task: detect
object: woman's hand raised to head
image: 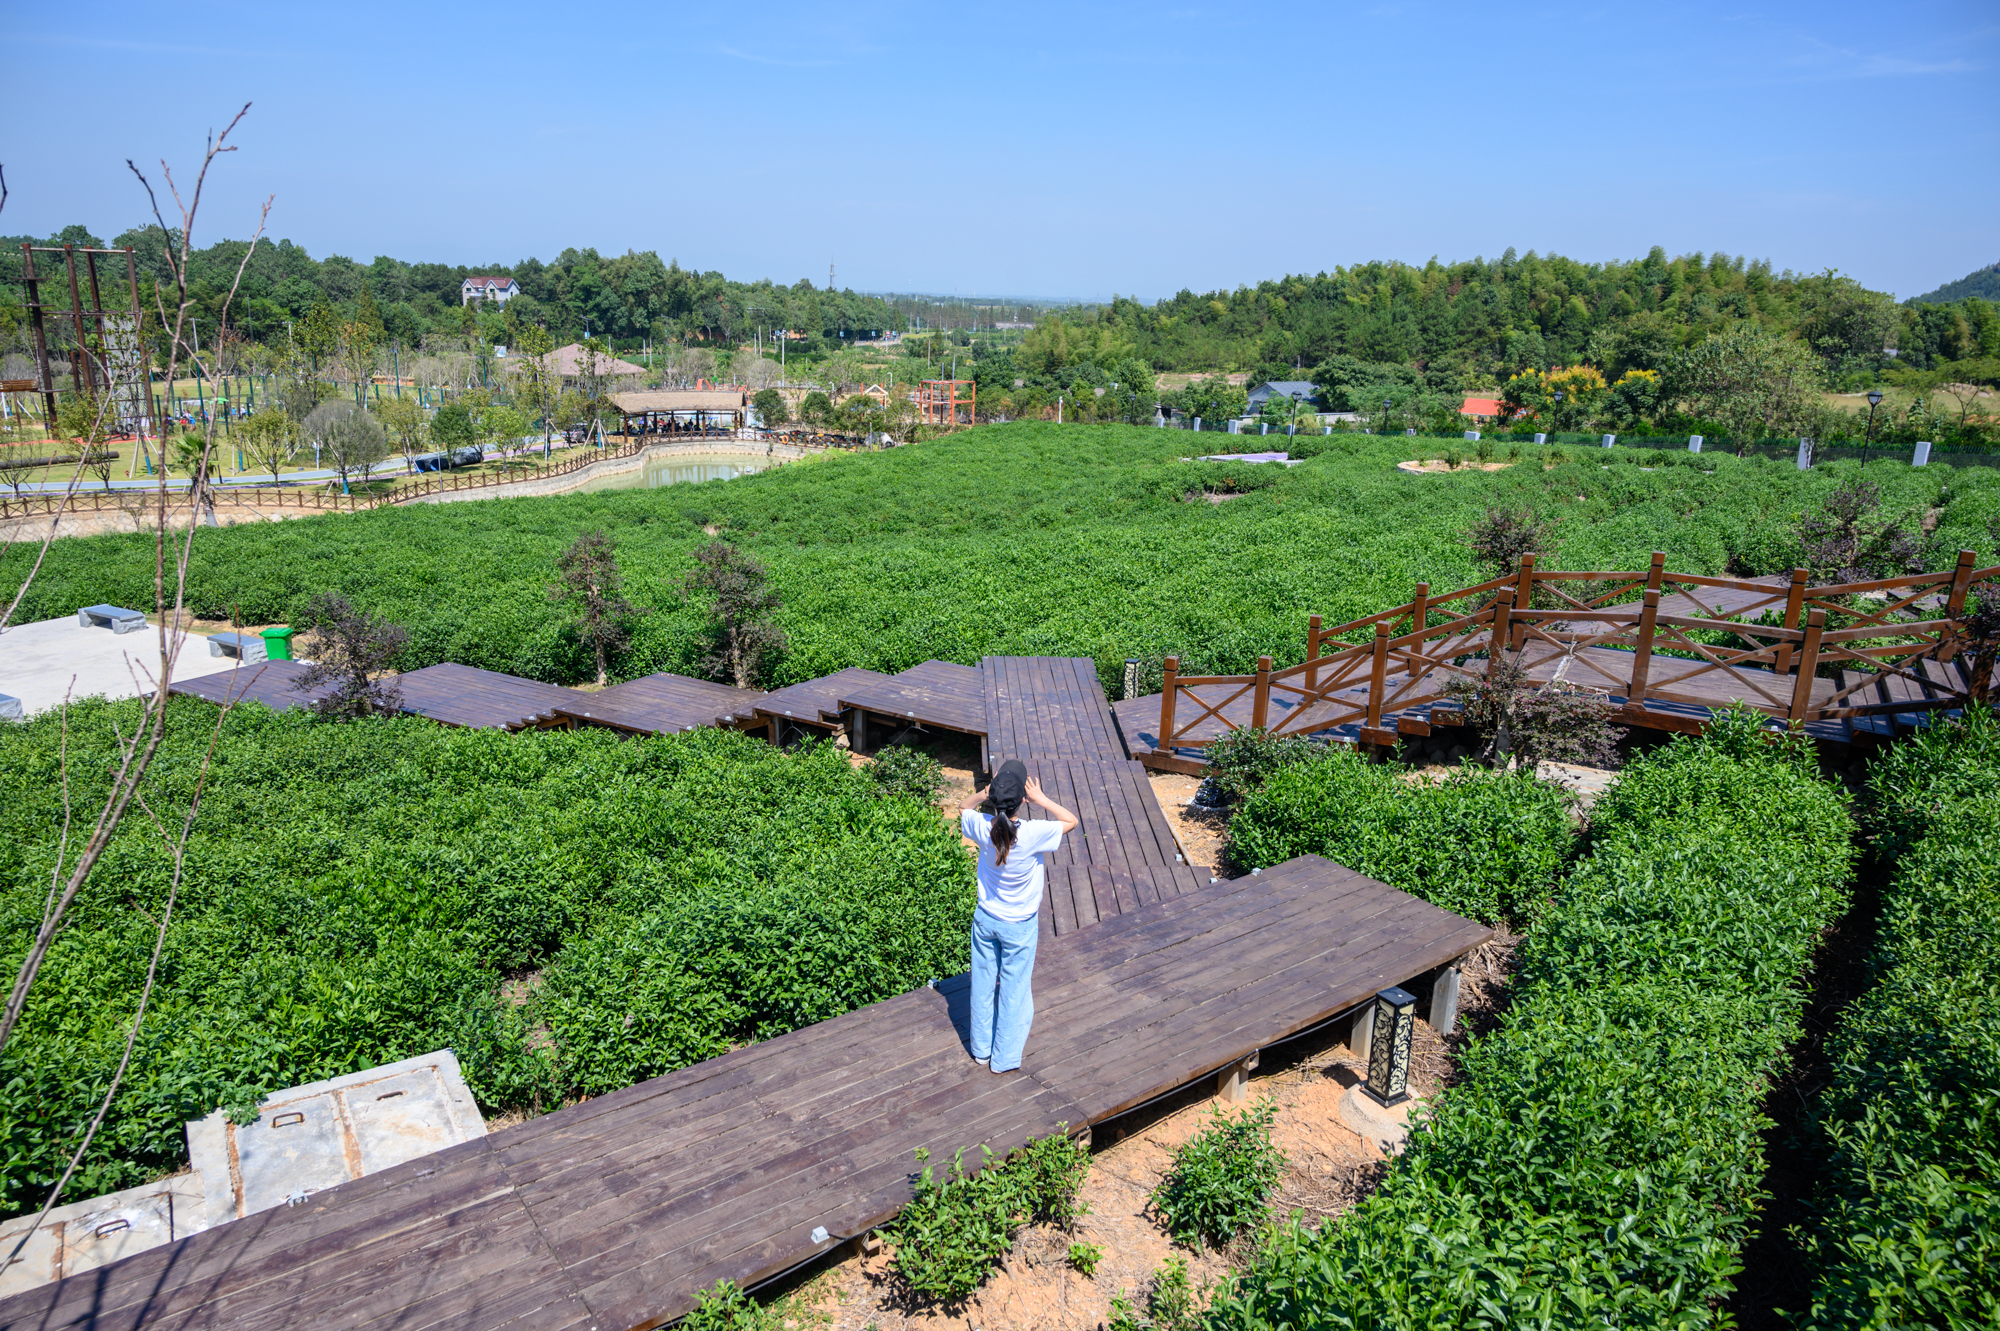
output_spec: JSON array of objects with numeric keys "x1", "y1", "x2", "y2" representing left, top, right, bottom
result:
[{"x1": 1023, "y1": 776, "x2": 1081, "y2": 833}]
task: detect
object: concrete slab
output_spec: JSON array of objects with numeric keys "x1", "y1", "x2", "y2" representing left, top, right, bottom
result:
[
  {"x1": 186, "y1": 1049, "x2": 486, "y2": 1226},
  {"x1": 0, "y1": 616, "x2": 241, "y2": 718},
  {"x1": 0, "y1": 1171, "x2": 207, "y2": 1298}
]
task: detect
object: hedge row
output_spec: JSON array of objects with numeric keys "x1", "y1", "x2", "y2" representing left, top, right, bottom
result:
[
  {"x1": 1228, "y1": 752, "x2": 1577, "y2": 926},
  {"x1": 1207, "y1": 711, "x2": 1856, "y2": 1329},
  {"x1": 1794, "y1": 711, "x2": 2000, "y2": 1328}
]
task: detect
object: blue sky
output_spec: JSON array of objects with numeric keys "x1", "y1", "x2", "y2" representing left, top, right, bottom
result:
[{"x1": 4, "y1": 2, "x2": 1995, "y2": 301}]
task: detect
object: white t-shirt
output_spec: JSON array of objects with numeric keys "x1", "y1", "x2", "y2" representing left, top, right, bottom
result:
[{"x1": 961, "y1": 810, "x2": 1064, "y2": 923}]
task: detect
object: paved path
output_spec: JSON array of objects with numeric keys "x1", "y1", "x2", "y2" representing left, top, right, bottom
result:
[{"x1": 0, "y1": 616, "x2": 241, "y2": 718}]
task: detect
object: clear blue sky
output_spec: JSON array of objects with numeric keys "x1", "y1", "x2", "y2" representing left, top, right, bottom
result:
[{"x1": 5, "y1": 1, "x2": 1996, "y2": 302}]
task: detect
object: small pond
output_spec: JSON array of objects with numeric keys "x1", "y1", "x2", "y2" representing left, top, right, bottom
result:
[{"x1": 571, "y1": 453, "x2": 776, "y2": 493}]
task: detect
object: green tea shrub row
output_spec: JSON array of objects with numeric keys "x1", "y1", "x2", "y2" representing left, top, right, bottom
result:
[
  {"x1": 1151, "y1": 1099, "x2": 1287, "y2": 1247},
  {"x1": 0, "y1": 702, "x2": 970, "y2": 1218},
  {"x1": 1227, "y1": 750, "x2": 1577, "y2": 925},
  {"x1": 3, "y1": 427, "x2": 1989, "y2": 692},
  {"x1": 1793, "y1": 711, "x2": 2000, "y2": 1329},
  {"x1": 1207, "y1": 710, "x2": 1855, "y2": 1329},
  {"x1": 888, "y1": 1130, "x2": 1090, "y2": 1302}
]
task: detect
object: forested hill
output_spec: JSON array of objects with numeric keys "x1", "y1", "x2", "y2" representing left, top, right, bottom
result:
[
  {"x1": 0, "y1": 223, "x2": 1027, "y2": 359},
  {"x1": 1912, "y1": 262, "x2": 2000, "y2": 306},
  {"x1": 1089, "y1": 248, "x2": 1983, "y2": 387}
]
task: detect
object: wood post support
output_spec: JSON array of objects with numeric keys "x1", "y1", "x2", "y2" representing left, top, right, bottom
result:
[
  {"x1": 1789, "y1": 610, "x2": 1826, "y2": 723},
  {"x1": 1159, "y1": 656, "x2": 1179, "y2": 750},
  {"x1": 1218, "y1": 1051, "x2": 1259, "y2": 1103},
  {"x1": 1774, "y1": 567, "x2": 1809, "y2": 676},
  {"x1": 1412, "y1": 582, "x2": 1430, "y2": 640},
  {"x1": 1628, "y1": 589, "x2": 1660, "y2": 706},
  {"x1": 1486, "y1": 589, "x2": 1515, "y2": 679},
  {"x1": 1251, "y1": 655, "x2": 1272, "y2": 731},
  {"x1": 850, "y1": 708, "x2": 868, "y2": 753},
  {"x1": 1429, "y1": 964, "x2": 1463, "y2": 1037},
  {"x1": 1513, "y1": 554, "x2": 1536, "y2": 651},
  {"x1": 1306, "y1": 614, "x2": 1322, "y2": 694},
  {"x1": 1366, "y1": 622, "x2": 1390, "y2": 730},
  {"x1": 768, "y1": 717, "x2": 781, "y2": 746},
  {"x1": 1942, "y1": 549, "x2": 1978, "y2": 661},
  {"x1": 1644, "y1": 550, "x2": 1666, "y2": 595}
]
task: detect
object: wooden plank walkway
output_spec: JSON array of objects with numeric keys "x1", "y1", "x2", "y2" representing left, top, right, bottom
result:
[
  {"x1": 0, "y1": 859, "x2": 1488, "y2": 1331},
  {"x1": 751, "y1": 667, "x2": 893, "y2": 740},
  {"x1": 396, "y1": 664, "x2": 584, "y2": 732},
  {"x1": 167, "y1": 659, "x2": 341, "y2": 713},
  {"x1": 838, "y1": 662, "x2": 989, "y2": 760},
  {"x1": 553, "y1": 672, "x2": 765, "y2": 736},
  {"x1": 981, "y1": 657, "x2": 1128, "y2": 766}
]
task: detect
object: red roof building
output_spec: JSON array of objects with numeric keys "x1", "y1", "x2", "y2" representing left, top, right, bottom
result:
[{"x1": 1460, "y1": 396, "x2": 1504, "y2": 420}]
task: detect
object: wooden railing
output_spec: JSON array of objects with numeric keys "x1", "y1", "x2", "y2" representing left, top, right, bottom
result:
[{"x1": 1157, "y1": 551, "x2": 1999, "y2": 748}]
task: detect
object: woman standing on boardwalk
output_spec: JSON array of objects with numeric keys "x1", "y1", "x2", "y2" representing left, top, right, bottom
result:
[{"x1": 958, "y1": 759, "x2": 1079, "y2": 1073}]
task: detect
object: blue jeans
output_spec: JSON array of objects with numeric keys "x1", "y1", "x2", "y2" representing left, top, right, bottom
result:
[{"x1": 969, "y1": 906, "x2": 1038, "y2": 1072}]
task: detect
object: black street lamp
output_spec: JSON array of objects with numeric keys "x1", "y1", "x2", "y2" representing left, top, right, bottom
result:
[
  {"x1": 1867, "y1": 389, "x2": 1884, "y2": 443},
  {"x1": 1381, "y1": 396, "x2": 1392, "y2": 435},
  {"x1": 1289, "y1": 390, "x2": 1302, "y2": 437},
  {"x1": 1551, "y1": 389, "x2": 1564, "y2": 431}
]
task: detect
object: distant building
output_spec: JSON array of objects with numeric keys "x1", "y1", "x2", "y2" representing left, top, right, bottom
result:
[
  {"x1": 1246, "y1": 380, "x2": 1318, "y2": 413},
  {"x1": 1460, "y1": 396, "x2": 1505, "y2": 421},
  {"x1": 461, "y1": 276, "x2": 521, "y2": 306}
]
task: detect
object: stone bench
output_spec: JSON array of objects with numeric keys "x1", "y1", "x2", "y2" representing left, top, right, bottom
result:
[
  {"x1": 207, "y1": 632, "x2": 268, "y2": 663},
  {"x1": 78, "y1": 604, "x2": 147, "y2": 634}
]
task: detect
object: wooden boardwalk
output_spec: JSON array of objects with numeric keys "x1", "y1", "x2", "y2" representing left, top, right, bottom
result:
[
  {"x1": 553, "y1": 672, "x2": 765, "y2": 736},
  {"x1": 397, "y1": 664, "x2": 584, "y2": 732},
  {"x1": 166, "y1": 659, "x2": 339, "y2": 713},
  {"x1": 0, "y1": 859, "x2": 1488, "y2": 1331},
  {"x1": 751, "y1": 667, "x2": 891, "y2": 743}
]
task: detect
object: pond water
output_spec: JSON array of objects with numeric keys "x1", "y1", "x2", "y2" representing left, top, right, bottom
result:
[{"x1": 570, "y1": 452, "x2": 776, "y2": 493}]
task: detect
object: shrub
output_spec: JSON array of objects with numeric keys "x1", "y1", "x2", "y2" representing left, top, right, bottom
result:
[
  {"x1": 1151, "y1": 1099, "x2": 1286, "y2": 1247},
  {"x1": 888, "y1": 1130, "x2": 1090, "y2": 1303},
  {"x1": 1228, "y1": 747, "x2": 1575, "y2": 925},
  {"x1": 1793, "y1": 712, "x2": 2000, "y2": 1329},
  {"x1": 1109, "y1": 1255, "x2": 1204, "y2": 1331},
  {"x1": 1067, "y1": 1241, "x2": 1103, "y2": 1276},
  {"x1": 1209, "y1": 709, "x2": 1856, "y2": 1329},
  {"x1": 1203, "y1": 727, "x2": 1318, "y2": 802},
  {"x1": 683, "y1": 1280, "x2": 780, "y2": 1331},
  {"x1": 869, "y1": 744, "x2": 946, "y2": 804}
]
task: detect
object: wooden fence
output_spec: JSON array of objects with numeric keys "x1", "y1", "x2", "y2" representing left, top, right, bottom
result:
[
  {"x1": 0, "y1": 438, "x2": 654, "y2": 521},
  {"x1": 1157, "y1": 550, "x2": 2000, "y2": 749}
]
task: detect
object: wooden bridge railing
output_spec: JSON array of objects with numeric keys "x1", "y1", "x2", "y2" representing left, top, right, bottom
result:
[{"x1": 1157, "y1": 550, "x2": 1999, "y2": 749}]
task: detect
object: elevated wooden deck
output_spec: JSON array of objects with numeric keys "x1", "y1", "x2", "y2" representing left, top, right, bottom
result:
[
  {"x1": 0, "y1": 858, "x2": 1488, "y2": 1331},
  {"x1": 166, "y1": 658, "x2": 340, "y2": 713},
  {"x1": 751, "y1": 667, "x2": 893, "y2": 741},
  {"x1": 554, "y1": 672, "x2": 765, "y2": 736},
  {"x1": 395, "y1": 663, "x2": 584, "y2": 731}
]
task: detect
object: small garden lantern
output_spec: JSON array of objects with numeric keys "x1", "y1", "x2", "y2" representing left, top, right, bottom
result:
[{"x1": 1363, "y1": 985, "x2": 1417, "y2": 1107}]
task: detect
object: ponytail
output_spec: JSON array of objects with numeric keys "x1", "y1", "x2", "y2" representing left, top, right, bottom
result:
[{"x1": 990, "y1": 803, "x2": 1019, "y2": 865}]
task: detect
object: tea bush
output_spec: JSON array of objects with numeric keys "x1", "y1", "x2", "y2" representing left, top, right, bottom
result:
[
  {"x1": 888, "y1": 1129, "x2": 1091, "y2": 1302},
  {"x1": 1227, "y1": 749, "x2": 1576, "y2": 924},
  {"x1": 0, "y1": 701, "x2": 970, "y2": 1219},
  {"x1": 1151, "y1": 1099, "x2": 1287, "y2": 1247},
  {"x1": 1208, "y1": 709, "x2": 1856, "y2": 1329},
  {"x1": 1110, "y1": 1254, "x2": 1205, "y2": 1331},
  {"x1": 1793, "y1": 712, "x2": 2000, "y2": 1329}
]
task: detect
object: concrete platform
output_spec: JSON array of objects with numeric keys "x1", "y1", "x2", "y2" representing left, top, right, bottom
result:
[{"x1": 0, "y1": 615, "x2": 241, "y2": 718}]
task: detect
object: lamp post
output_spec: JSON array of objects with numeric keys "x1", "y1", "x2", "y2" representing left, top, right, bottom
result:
[
  {"x1": 1381, "y1": 396, "x2": 1391, "y2": 435},
  {"x1": 1290, "y1": 390, "x2": 1302, "y2": 437},
  {"x1": 1867, "y1": 389, "x2": 1884, "y2": 443},
  {"x1": 1551, "y1": 389, "x2": 1564, "y2": 432}
]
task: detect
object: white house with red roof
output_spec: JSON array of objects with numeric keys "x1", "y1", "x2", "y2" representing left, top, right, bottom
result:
[{"x1": 461, "y1": 275, "x2": 521, "y2": 306}]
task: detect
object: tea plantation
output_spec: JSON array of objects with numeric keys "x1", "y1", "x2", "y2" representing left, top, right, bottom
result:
[{"x1": 3, "y1": 425, "x2": 1995, "y2": 688}]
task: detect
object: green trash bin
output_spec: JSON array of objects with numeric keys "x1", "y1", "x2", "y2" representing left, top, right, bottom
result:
[{"x1": 261, "y1": 626, "x2": 295, "y2": 661}]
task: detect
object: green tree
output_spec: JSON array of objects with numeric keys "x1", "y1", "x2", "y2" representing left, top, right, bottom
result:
[
  {"x1": 305, "y1": 401, "x2": 390, "y2": 491},
  {"x1": 374, "y1": 395, "x2": 426, "y2": 473},
  {"x1": 514, "y1": 323, "x2": 561, "y2": 455},
  {"x1": 1661, "y1": 327, "x2": 1831, "y2": 447},
  {"x1": 752, "y1": 389, "x2": 789, "y2": 427},
  {"x1": 552, "y1": 530, "x2": 646, "y2": 686},
  {"x1": 797, "y1": 391, "x2": 832, "y2": 426},
  {"x1": 430, "y1": 401, "x2": 476, "y2": 465},
  {"x1": 240, "y1": 407, "x2": 294, "y2": 483},
  {"x1": 681, "y1": 541, "x2": 786, "y2": 688}
]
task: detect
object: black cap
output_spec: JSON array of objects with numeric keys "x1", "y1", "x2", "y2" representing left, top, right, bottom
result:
[{"x1": 989, "y1": 759, "x2": 1028, "y2": 810}]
